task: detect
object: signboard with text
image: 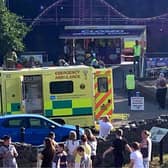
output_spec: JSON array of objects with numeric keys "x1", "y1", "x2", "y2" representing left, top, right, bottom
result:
[
  {"x1": 131, "y1": 97, "x2": 144, "y2": 110},
  {"x1": 150, "y1": 127, "x2": 168, "y2": 143}
]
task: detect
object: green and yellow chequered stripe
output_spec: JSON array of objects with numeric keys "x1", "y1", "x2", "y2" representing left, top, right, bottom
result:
[
  {"x1": 6, "y1": 103, "x2": 21, "y2": 114},
  {"x1": 44, "y1": 98, "x2": 93, "y2": 117}
]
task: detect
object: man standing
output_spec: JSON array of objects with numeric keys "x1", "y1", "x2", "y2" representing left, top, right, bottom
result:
[
  {"x1": 98, "y1": 115, "x2": 113, "y2": 140},
  {"x1": 0, "y1": 135, "x2": 18, "y2": 168},
  {"x1": 126, "y1": 69, "x2": 135, "y2": 106},
  {"x1": 103, "y1": 129, "x2": 132, "y2": 168},
  {"x1": 133, "y1": 40, "x2": 142, "y2": 77},
  {"x1": 155, "y1": 72, "x2": 167, "y2": 110}
]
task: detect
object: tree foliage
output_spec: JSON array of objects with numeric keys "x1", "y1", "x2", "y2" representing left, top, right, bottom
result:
[{"x1": 0, "y1": 1, "x2": 29, "y2": 58}]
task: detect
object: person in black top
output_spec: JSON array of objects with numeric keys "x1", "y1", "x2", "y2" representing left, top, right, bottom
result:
[
  {"x1": 103, "y1": 129, "x2": 132, "y2": 168},
  {"x1": 39, "y1": 137, "x2": 56, "y2": 168},
  {"x1": 52, "y1": 143, "x2": 67, "y2": 168}
]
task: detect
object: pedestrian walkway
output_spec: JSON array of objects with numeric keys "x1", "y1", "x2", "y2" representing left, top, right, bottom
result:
[{"x1": 113, "y1": 84, "x2": 167, "y2": 121}]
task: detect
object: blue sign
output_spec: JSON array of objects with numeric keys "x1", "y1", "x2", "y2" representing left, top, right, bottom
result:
[
  {"x1": 146, "y1": 57, "x2": 168, "y2": 69},
  {"x1": 60, "y1": 28, "x2": 144, "y2": 38},
  {"x1": 50, "y1": 96, "x2": 56, "y2": 100}
]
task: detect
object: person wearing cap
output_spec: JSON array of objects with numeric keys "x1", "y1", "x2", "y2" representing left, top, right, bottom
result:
[
  {"x1": 98, "y1": 115, "x2": 113, "y2": 139},
  {"x1": 155, "y1": 72, "x2": 167, "y2": 109},
  {"x1": 0, "y1": 135, "x2": 18, "y2": 168}
]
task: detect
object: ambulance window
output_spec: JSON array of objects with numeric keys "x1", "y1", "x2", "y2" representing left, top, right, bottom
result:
[
  {"x1": 50, "y1": 81, "x2": 73, "y2": 94},
  {"x1": 98, "y1": 77, "x2": 108, "y2": 92}
]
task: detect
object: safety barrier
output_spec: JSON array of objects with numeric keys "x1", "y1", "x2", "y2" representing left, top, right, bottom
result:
[
  {"x1": 94, "y1": 113, "x2": 129, "y2": 131},
  {"x1": 110, "y1": 113, "x2": 129, "y2": 121}
]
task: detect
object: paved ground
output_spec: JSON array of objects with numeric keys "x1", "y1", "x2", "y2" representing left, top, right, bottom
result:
[{"x1": 113, "y1": 88, "x2": 168, "y2": 122}]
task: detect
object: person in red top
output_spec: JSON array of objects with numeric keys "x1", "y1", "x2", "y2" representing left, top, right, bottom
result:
[{"x1": 16, "y1": 61, "x2": 23, "y2": 70}]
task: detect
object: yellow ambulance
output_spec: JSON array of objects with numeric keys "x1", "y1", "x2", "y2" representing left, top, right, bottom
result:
[{"x1": 0, "y1": 65, "x2": 114, "y2": 127}]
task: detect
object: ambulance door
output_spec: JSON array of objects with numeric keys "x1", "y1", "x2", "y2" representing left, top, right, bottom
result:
[
  {"x1": 22, "y1": 75, "x2": 43, "y2": 114},
  {"x1": 0, "y1": 85, "x2": 2, "y2": 114},
  {"x1": 94, "y1": 69, "x2": 113, "y2": 119}
]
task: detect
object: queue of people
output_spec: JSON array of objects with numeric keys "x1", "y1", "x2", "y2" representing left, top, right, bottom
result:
[
  {"x1": 37, "y1": 130, "x2": 96, "y2": 168},
  {"x1": 0, "y1": 126, "x2": 152, "y2": 168}
]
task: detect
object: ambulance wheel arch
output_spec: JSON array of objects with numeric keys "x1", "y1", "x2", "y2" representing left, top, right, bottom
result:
[{"x1": 51, "y1": 118, "x2": 65, "y2": 125}]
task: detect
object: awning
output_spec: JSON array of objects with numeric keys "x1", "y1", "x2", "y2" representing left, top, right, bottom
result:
[{"x1": 59, "y1": 25, "x2": 146, "y2": 39}]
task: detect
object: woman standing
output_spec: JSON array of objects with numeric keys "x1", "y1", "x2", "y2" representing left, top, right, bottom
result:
[
  {"x1": 84, "y1": 128, "x2": 97, "y2": 167},
  {"x1": 65, "y1": 131, "x2": 80, "y2": 168},
  {"x1": 40, "y1": 137, "x2": 56, "y2": 168},
  {"x1": 140, "y1": 130, "x2": 152, "y2": 168}
]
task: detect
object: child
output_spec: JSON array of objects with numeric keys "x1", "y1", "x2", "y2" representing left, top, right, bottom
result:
[
  {"x1": 52, "y1": 143, "x2": 67, "y2": 168},
  {"x1": 130, "y1": 142, "x2": 144, "y2": 168},
  {"x1": 75, "y1": 146, "x2": 92, "y2": 168}
]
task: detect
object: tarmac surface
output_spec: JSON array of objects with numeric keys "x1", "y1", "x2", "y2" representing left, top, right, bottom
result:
[{"x1": 113, "y1": 80, "x2": 168, "y2": 122}]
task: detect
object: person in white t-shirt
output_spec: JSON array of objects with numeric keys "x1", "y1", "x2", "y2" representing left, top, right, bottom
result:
[
  {"x1": 98, "y1": 115, "x2": 113, "y2": 139},
  {"x1": 130, "y1": 142, "x2": 144, "y2": 168}
]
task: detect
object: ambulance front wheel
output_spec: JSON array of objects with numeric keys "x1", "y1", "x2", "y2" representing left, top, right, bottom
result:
[{"x1": 52, "y1": 118, "x2": 65, "y2": 125}]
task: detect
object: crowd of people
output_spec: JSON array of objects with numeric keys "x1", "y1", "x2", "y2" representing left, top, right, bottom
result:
[{"x1": 0, "y1": 116, "x2": 152, "y2": 168}]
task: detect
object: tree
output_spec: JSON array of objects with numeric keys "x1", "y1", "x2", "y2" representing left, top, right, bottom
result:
[{"x1": 0, "y1": 1, "x2": 29, "y2": 62}]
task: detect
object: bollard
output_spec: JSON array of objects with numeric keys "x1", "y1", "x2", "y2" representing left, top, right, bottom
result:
[
  {"x1": 159, "y1": 140, "x2": 163, "y2": 165},
  {"x1": 75, "y1": 125, "x2": 80, "y2": 140},
  {"x1": 20, "y1": 127, "x2": 25, "y2": 143}
]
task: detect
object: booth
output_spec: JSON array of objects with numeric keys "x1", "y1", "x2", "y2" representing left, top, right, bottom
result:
[{"x1": 59, "y1": 25, "x2": 147, "y2": 66}]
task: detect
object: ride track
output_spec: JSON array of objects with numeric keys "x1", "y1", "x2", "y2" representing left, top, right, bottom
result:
[{"x1": 30, "y1": 0, "x2": 168, "y2": 27}]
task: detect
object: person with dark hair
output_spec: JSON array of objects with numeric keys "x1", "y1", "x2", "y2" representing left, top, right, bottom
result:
[
  {"x1": 74, "y1": 134, "x2": 91, "y2": 168},
  {"x1": 58, "y1": 59, "x2": 69, "y2": 66},
  {"x1": 48, "y1": 131, "x2": 58, "y2": 147},
  {"x1": 80, "y1": 135, "x2": 91, "y2": 158},
  {"x1": 103, "y1": 129, "x2": 132, "y2": 168},
  {"x1": 52, "y1": 143, "x2": 67, "y2": 168},
  {"x1": 39, "y1": 137, "x2": 56, "y2": 168},
  {"x1": 5, "y1": 49, "x2": 18, "y2": 69},
  {"x1": 126, "y1": 69, "x2": 135, "y2": 106},
  {"x1": 84, "y1": 128, "x2": 97, "y2": 167},
  {"x1": 75, "y1": 146, "x2": 92, "y2": 168},
  {"x1": 130, "y1": 142, "x2": 144, "y2": 168},
  {"x1": 155, "y1": 72, "x2": 167, "y2": 110},
  {"x1": 140, "y1": 130, "x2": 152, "y2": 168},
  {"x1": 0, "y1": 135, "x2": 18, "y2": 168}
]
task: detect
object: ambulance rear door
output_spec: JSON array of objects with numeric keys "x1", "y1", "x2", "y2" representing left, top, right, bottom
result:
[
  {"x1": 94, "y1": 68, "x2": 114, "y2": 120},
  {"x1": 22, "y1": 75, "x2": 43, "y2": 114}
]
